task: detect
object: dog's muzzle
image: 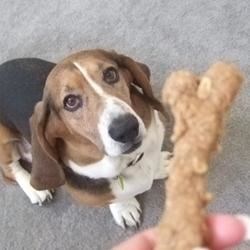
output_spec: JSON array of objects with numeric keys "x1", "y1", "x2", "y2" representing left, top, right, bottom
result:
[{"x1": 108, "y1": 114, "x2": 142, "y2": 153}]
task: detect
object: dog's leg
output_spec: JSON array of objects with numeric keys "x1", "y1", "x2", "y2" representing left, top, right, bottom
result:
[
  {"x1": 109, "y1": 197, "x2": 141, "y2": 229},
  {"x1": 0, "y1": 123, "x2": 53, "y2": 205},
  {"x1": 108, "y1": 151, "x2": 171, "y2": 228},
  {"x1": 18, "y1": 137, "x2": 32, "y2": 163},
  {"x1": 154, "y1": 151, "x2": 172, "y2": 180},
  {"x1": 109, "y1": 151, "x2": 172, "y2": 228},
  {"x1": 151, "y1": 112, "x2": 173, "y2": 180},
  {"x1": 9, "y1": 160, "x2": 53, "y2": 205},
  {"x1": 109, "y1": 164, "x2": 154, "y2": 228}
]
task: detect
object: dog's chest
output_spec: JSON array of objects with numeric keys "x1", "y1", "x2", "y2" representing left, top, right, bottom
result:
[
  {"x1": 56, "y1": 111, "x2": 165, "y2": 204},
  {"x1": 128, "y1": 110, "x2": 164, "y2": 169},
  {"x1": 68, "y1": 111, "x2": 164, "y2": 177},
  {"x1": 123, "y1": 111, "x2": 165, "y2": 178}
]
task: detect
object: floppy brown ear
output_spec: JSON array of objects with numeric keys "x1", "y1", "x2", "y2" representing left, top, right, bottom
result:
[
  {"x1": 115, "y1": 54, "x2": 166, "y2": 116},
  {"x1": 136, "y1": 62, "x2": 151, "y2": 80},
  {"x1": 30, "y1": 100, "x2": 65, "y2": 190}
]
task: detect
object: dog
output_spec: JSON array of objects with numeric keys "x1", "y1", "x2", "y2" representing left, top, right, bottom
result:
[{"x1": 0, "y1": 49, "x2": 171, "y2": 228}]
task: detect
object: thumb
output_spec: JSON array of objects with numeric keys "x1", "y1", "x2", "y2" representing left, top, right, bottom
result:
[{"x1": 206, "y1": 214, "x2": 250, "y2": 250}]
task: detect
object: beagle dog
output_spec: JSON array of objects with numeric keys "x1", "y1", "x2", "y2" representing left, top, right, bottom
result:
[{"x1": 0, "y1": 49, "x2": 171, "y2": 228}]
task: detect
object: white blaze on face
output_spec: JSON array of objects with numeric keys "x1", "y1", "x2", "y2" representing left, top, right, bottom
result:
[
  {"x1": 73, "y1": 62, "x2": 146, "y2": 156},
  {"x1": 74, "y1": 62, "x2": 106, "y2": 96}
]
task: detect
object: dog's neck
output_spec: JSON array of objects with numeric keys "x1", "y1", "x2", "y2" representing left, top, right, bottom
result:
[{"x1": 61, "y1": 134, "x2": 145, "y2": 167}]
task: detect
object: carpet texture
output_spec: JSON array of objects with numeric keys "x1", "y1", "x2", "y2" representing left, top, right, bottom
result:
[{"x1": 0, "y1": 1, "x2": 249, "y2": 249}]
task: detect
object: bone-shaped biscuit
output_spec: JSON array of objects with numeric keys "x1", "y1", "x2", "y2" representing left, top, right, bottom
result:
[{"x1": 156, "y1": 62, "x2": 243, "y2": 250}]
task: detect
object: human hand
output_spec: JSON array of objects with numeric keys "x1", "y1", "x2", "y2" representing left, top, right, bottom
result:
[{"x1": 113, "y1": 214, "x2": 250, "y2": 250}]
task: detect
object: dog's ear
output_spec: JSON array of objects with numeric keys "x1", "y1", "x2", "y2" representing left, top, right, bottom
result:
[
  {"x1": 30, "y1": 98, "x2": 65, "y2": 190},
  {"x1": 114, "y1": 53, "x2": 166, "y2": 116},
  {"x1": 136, "y1": 62, "x2": 151, "y2": 80}
]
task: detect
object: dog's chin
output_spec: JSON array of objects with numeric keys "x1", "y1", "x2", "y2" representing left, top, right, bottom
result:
[
  {"x1": 104, "y1": 134, "x2": 144, "y2": 157},
  {"x1": 105, "y1": 140, "x2": 142, "y2": 157},
  {"x1": 122, "y1": 141, "x2": 142, "y2": 155}
]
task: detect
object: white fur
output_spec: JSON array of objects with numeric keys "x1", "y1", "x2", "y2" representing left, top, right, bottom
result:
[
  {"x1": 154, "y1": 151, "x2": 172, "y2": 180},
  {"x1": 73, "y1": 62, "x2": 106, "y2": 96},
  {"x1": 68, "y1": 156, "x2": 125, "y2": 179},
  {"x1": 109, "y1": 197, "x2": 141, "y2": 228},
  {"x1": 110, "y1": 111, "x2": 167, "y2": 202},
  {"x1": 10, "y1": 161, "x2": 52, "y2": 205},
  {"x1": 98, "y1": 98, "x2": 146, "y2": 156},
  {"x1": 108, "y1": 111, "x2": 170, "y2": 227},
  {"x1": 18, "y1": 137, "x2": 32, "y2": 163}
]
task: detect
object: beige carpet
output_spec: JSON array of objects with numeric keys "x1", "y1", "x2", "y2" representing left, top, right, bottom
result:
[{"x1": 0, "y1": 1, "x2": 250, "y2": 249}]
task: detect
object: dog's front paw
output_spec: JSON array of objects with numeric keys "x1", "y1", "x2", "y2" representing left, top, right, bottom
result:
[
  {"x1": 154, "y1": 151, "x2": 173, "y2": 180},
  {"x1": 26, "y1": 188, "x2": 53, "y2": 206},
  {"x1": 109, "y1": 198, "x2": 141, "y2": 229}
]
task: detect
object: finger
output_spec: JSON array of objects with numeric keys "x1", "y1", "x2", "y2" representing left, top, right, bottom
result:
[
  {"x1": 112, "y1": 228, "x2": 156, "y2": 250},
  {"x1": 206, "y1": 214, "x2": 250, "y2": 250}
]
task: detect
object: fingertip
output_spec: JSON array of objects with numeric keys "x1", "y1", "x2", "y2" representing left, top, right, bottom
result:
[
  {"x1": 207, "y1": 214, "x2": 246, "y2": 249},
  {"x1": 236, "y1": 215, "x2": 250, "y2": 241}
]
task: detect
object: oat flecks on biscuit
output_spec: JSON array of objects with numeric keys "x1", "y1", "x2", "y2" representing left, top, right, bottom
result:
[{"x1": 156, "y1": 62, "x2": 243, "y2": 250}]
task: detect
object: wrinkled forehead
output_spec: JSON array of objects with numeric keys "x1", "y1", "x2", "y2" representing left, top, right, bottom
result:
[
  {"x1": 54, "y1": 51, "x2": 117, "y2": 78},
  {"x1": 45, "y1": 51, "x2": 118, "y2": 94},
  {"x1": 70, "y1": 51, "x2": 118, "y2": 70}
]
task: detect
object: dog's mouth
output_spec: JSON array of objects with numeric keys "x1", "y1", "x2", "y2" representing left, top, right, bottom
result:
[{"x1": 123, "y1": 141, "x2": 142, "y2": 154}]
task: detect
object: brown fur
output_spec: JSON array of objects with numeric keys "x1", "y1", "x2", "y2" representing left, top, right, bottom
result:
[{"x1": 0, "y1": 123, "x2": 20, "y2": 181}]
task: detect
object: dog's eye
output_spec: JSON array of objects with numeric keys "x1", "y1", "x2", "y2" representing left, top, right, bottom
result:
[
  {"x1": 63, "y1": 95, "x2": 83, "y2": 112},
  {"x1": 103, "y1": 67, "x2": 119, "y2": 84}
]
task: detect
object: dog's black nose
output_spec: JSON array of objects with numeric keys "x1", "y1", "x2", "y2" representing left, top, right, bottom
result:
[{"x1": 108, "y1": 114, "x2": 139, "y2": 143}]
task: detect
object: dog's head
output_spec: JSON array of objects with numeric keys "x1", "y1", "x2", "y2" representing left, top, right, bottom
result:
[{"x1": 30, "y1": 49, "x2": 165, "y2": 190}]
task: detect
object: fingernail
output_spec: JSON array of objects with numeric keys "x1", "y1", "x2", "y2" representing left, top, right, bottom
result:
[{"x1": 236, "y1": 214, "x2": 250, "y2": 240}]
